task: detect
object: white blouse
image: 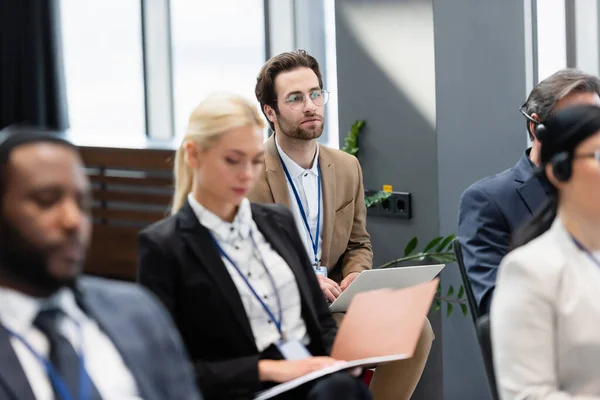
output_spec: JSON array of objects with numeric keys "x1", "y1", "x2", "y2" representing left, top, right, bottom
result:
[{"x1": 187, "y1": 194, "x2": 309, "y2": 352}]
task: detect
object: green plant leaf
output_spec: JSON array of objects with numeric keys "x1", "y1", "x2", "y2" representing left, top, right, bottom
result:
[
  {"x1": 446, "y1": 285, "x2": 454, "y2": 297},
  {"x1": 365, "y1": 191, "x2": 392, "y2": 208},
  {"x1": 404, "y1": 237, "x2": 418, "y2": 257},
  {"x1": 447, "y1": 303, "x2": 453, "y2": 317},
  {"x1": 457, "y1": 285, "x2": 464, "y2": 299},
  {"x1": 460, "y1": 303, "x2": 468, "y2": 317},
  {"x1": 423, "y1": 236, "x2": 443, "y2": 254},
  {"x1": 436, "y1": 281, "x2": 442, "y2": 294},
  {"x1": 433, "y1": 299, "x2": 441, "y2": 312},
  {"x1": 429, "y1": 253, "x2": 456, "y2": 264},
  {"x1": 436, "y1": 234, "x2": 456, "y2": 252},
  {"x1": 341, "y1": 120, "x2": 364, "y2": 156}
]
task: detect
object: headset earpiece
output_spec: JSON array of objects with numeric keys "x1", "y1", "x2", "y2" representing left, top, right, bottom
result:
[
  {"x1": 535, "y1": 123, "x2": 547, "y2": 141},
  {"x1": 550, "y1": 152, "x2": 572, "y2": 182}
]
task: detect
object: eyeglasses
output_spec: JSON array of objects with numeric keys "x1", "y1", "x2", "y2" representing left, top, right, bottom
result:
[
  {"x1": 277, "y1": 89, "x2": 330, "y2": 111},
  {"x1": 573, "y1": 150, "x2": 600, "y2": 164}
]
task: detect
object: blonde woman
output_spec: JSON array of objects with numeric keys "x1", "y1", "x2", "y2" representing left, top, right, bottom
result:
[{"x1": 137, "y1": 93, "x2": 370, "y2": 400}]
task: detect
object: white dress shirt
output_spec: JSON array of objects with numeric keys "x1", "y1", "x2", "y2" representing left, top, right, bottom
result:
[
  {"x1": 492, "y1": 218, "x2": 600, "y2": 399},
  {"x1": 275, "y1": 136, "x2": 324, "y2": 266},
  {"x1": 0, "y1": 286, "x2": 141, "y2": 400},
  {"x1": 188, "y1": 194, "x2": 309, "y2": 352}
]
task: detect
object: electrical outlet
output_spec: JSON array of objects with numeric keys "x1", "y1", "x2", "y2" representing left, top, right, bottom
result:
[
  {"x1": 392, "y1": 192, "x2": 411, "y2": 219},
  {"x1": 366, "y1": 190, "x2": 412, "y2": 219}
]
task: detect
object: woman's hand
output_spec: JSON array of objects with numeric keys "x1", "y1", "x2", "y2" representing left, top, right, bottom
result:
[{"x1": 258, "y1": 357, "x2": 344, "y2": 383}]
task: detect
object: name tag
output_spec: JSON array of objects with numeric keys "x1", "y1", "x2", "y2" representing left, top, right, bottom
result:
[
  {"x1": 276, "y1": 339, "x2": 311, "y2": 361},
  {"x1": 314, "y1": 265, "x2": 328, "y2": 277}
]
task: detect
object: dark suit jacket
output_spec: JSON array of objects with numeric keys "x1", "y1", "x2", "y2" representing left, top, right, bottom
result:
[
  {"x1": 458, "y1": 150, "x2": 549, "y2": 315},
  {"x1": 0, "y1": 277, "x2": 202, "y2": 400},
  {"x1": 137, "y1": 201, "x2": 338, "y2": 400}
]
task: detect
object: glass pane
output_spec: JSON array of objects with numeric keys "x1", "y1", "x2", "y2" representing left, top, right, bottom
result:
[
  {"x1": 536, "y1": 0, "x2": 567, "y2": 81},
  {"x1": 60, "y1": 0, "x2": 146, "y2": 141},
  {"x1": 170, "y1": 0, "x2": 266, "y2": 138}
]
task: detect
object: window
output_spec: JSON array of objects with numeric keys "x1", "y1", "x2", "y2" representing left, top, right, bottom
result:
[
  {"x1": 536, "y1": 0, "x2": 567, "y2": 81},
  {"x1": 60, "y1": 0, "x2": 146, "y2": 142},
  {"x1": 170, "y1": 0, "x2": 266, "y2": 138}
]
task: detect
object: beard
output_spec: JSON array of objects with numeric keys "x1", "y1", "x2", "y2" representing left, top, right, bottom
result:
[
  {"x1": 0, "y1": 214, "x2": 74, "y2": 295},
  {"x1": 276, "y1": 111, "x2": 324, "y2": 140}
]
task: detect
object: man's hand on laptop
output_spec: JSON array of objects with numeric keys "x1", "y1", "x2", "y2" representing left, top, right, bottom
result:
[
  {"x1": 317, "y1": 275, "x2": 342, "y2": 302},
  {"x1": 340, "y1": 272, "x2": 360, "y2": 291}
]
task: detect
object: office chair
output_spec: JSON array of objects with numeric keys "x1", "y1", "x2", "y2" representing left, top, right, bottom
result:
[
  {"x1": 476, "y1": 314, "x2": 499, "y2": 400},
  {"x1": 453, "y1": 238, "x2": 480, "y2": 324}
]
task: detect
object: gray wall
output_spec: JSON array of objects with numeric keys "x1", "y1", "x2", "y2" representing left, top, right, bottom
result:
[
  {"x1": 434, "y1": 1, "x2": 531, "y2": 399},
  {"x1": 335, "y1": 1, "x2": 441, "y2": 398},
  {"x1": 335, "y1": 0, "x2": 531, "y2": 398}
]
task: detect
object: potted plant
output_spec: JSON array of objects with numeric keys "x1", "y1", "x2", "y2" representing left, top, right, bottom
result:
[{"x1": 341, "y1": 120, "x2": 467, "y2": 317}]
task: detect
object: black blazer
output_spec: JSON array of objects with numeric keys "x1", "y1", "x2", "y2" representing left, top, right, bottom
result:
[{"x1": 137, "y1": 200, "x2": 337, "y2": 400}]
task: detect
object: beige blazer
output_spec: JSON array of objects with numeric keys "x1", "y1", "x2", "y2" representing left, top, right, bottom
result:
[
  {"x1": 491, "y1": 218, "x2": 600, "y2": 399},
  {"x1": 248, "y1": 135, "x2": 372, "y2": 282}
]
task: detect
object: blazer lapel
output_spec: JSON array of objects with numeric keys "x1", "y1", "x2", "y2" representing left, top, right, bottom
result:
[
  {"x1": 177, "y1": 203, "x2": 256, "y2": 347},
  {"x1": 265, "y1": 135, "x2": 291, "y2": 207},
  {"x1": 76, "y1": 290, "x2": 155, "y2": 400},
  {"x1": 251, "y1": 205, "x2": 320, "y2": 326},
  {"x1": 0, "y1": 325, "x2": 36, "y2": 400},
  {"x1": 517, "y1": 178, "x2": 548, "y2": 215},
  {"x1": 514, "y1": 152, "x2": 548, "y2": 215},
  {"x1": 318, "y1": 147, "x2": 336, "y2": 267}
]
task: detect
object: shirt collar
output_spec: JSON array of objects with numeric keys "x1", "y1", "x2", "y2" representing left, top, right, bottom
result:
[
  {"x1": 275, "y1": 134, "x2": 320, "y2": 179},
  {"x1": 187, "y1": 193, "x2": 253, "y2": 243},
  {"x1": 0, "y1": 286, "x2": 83, "y2": 334}
]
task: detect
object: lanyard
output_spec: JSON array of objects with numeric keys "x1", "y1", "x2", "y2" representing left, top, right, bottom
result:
[
  {"x1": 210, "y1": 233, "x2": 286, "y2": 340},
  {"x1": 6, "y1": 321, "x2": 90, "y2": 400},
  {"x1": 278, "y1": 153, "x2": 322, "y2": 266},
  {"x1": 571, "y1": 235, "x2": 600, "y2": 269}
]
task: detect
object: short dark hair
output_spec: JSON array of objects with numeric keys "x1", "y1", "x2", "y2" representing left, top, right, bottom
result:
[
  {"x1": 0, "y1": 124, "x2": 74, "y2": 201},
  {"x1": 522, "y1": 68, "x2": 600, "y2": 139},
  {"x1": 255, "y1": 49, "x2": 323, "y2": 131}
]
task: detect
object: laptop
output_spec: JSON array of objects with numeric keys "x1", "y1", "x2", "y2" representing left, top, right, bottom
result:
[{"x1": 328, "y1": 264, "x2": 445, "y2": 313}]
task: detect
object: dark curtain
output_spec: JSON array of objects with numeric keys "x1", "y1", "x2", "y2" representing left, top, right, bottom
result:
[{"x1": 0, "y1": 0, "x2": 69, "y2": 130}]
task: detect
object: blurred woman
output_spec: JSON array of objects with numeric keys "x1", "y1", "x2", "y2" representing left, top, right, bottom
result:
[
  {"x1": 492, "y1": 104, "x2": 600, "y2": 399},
  {"x1": 137, "y1": 92, "x2": 370, "y2": 400}
]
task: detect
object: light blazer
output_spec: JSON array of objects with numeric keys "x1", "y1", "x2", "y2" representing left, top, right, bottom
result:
[
  {"x1": 491, "y1": 219, "x2": 600, "y2": 399},
  {"x1": 248, "y1": 135, "x2": 372, "y2": 283},
  {"x1": 137, "y1": 201, "x2": 338, "y2": 400},
  {"x1": 0, "y1": 277, "x2": 202, "y2": 400}
]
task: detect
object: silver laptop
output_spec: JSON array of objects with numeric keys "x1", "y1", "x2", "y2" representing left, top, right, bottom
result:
[{"x1": 328, "y1": 264, "x2": 445, "y2": 313}]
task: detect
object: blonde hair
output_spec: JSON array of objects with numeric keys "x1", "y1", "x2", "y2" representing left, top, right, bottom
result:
[{"x1": 172, "y1": 92, "x2": 266, "y2": 214}]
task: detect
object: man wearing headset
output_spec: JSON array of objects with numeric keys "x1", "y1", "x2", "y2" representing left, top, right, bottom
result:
[{"x1": 458, "y1": 68, "x2": 600, "y2": 315}]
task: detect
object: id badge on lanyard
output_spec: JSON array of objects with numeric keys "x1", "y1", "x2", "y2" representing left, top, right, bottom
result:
[
  {"x1": 278, "y1": 153, "x2": 323, "y2": 269},
  {"x1": 210, "y1": 233, "x2": 311, "y2": 360}
]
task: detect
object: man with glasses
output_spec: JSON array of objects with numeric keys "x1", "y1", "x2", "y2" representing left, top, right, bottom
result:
[
  {"x1": 248, "y1": 49, "x2": 434, "y2": 400},
  {"x1": 458, "y1": 68, "x2": 600, "y2": 316}
]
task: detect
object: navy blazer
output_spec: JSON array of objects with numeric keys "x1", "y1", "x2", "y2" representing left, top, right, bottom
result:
[
  {"x1": 0, "y1": 277, "x2": 202, "y2": 400},
  {"x1": 458, "y1": 150, "x2": 549, "y2": 315}
]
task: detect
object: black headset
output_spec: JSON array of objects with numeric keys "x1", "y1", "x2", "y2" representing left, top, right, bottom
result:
[
  {"x1": 521, "y1": 107, "x2": 600, "y2": 182},
  {"x1": 519, "y1": 107, "x2": 547, "y2": 140},
  {"x1": 519, "y1": 107, "x2": 571, "y2": 181}
]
